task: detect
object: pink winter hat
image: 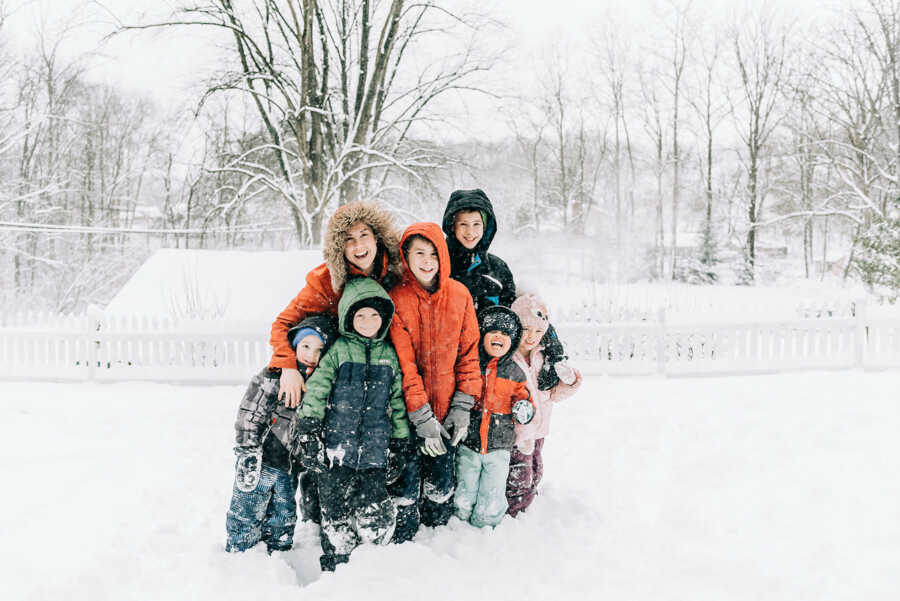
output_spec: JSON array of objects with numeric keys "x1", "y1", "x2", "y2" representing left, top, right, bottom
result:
[{"x1": 511, "y1": 293, "x2": 550, "y2": 330}]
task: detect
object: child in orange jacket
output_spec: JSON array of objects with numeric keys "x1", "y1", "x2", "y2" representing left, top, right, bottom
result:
[
  {"x1": 388, "y1": 222, "x2": 482, "y2": 540},
  {"x1": 454, "y1": 305, "x2": 534, "y2": 528}
]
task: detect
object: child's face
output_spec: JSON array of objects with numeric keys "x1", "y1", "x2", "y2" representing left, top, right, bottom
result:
[
  {"x1": 483, "y1": 330, "x2": 512, "y2": 358},
  {"x1": 353, "y1": 306, "x2": 382, "y2": 338},
  {"x1": 344, "y1": 221, "x2": 378, "y2": 275},
  {"x1": 453, "y1": 210, "x2": 484, "y2": 250},
  {"x1": 406, "y1": 237, "x2": 439, "y2": 289},
  {"x1": 295, "y1": 334, "x2": 324, "y2": 368},
  {"x1": 519, "y1": 324, "x2": 548, "y2": 354}
]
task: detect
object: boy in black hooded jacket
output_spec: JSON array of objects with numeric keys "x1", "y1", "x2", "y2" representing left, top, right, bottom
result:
[{"x1": 442, "y1": 188, "x2": 571, "y2": 390}]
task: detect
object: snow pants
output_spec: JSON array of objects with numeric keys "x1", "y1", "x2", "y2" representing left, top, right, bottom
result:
[
  {"x1": 225, "y1": 463, "x2": 298, "y2": 553},
  {"x1": 317, "y1": 465, "x2": 395, "y2": 570},
  {"x1": 388, "y1": 438, "x2": 457, "y2": 542},
  {"x1": 298, "y1": 470, "x2": 321, "y2": 524},
  {"x1": 387, "y1": 437, "x2": 420, "y2": 543},
  {"x1": 506, "y1": 438, "x2": 545, "y2": 517},
  {"x1": 454, "y1": 445, "x2": 511, "y2": 528}
]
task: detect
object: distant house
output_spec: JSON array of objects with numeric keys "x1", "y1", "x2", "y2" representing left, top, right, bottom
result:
[{"x1": 105, "y1": 248, "x2": 324, "y2": 322}]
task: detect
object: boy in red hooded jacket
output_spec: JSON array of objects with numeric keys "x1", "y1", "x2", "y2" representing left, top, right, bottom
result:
[{"x1": 388, "y1": 222, "x2": 482, "y2": 541}]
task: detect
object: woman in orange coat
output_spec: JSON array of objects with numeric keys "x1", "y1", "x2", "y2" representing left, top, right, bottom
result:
[
  {"x1": 388, "y1": 222, "x2": 482, "y2": 540},
  {"x1": 268, "y1": 202, "x2": 404, "y2": 408}
]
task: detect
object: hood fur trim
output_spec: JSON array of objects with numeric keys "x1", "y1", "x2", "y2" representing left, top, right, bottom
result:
[{"x1": 323, "y1": 202, "x2": 404, "y2": 292}]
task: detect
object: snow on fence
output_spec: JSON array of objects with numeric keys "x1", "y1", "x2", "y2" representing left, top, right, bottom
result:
[{"x1": 1, "y1": 305, "x2": 899, "y2": 383}]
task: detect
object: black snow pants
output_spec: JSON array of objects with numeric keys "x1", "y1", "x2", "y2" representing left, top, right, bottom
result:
[{"x1": 316, "y1": 465, "x2": 395, "y2": 570}]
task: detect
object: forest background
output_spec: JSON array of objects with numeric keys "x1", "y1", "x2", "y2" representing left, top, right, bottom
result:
[{"x1": 2, "y1": 0, "x2": 899, "y2": 314}]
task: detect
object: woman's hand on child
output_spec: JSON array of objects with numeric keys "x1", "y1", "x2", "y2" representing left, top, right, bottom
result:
[{"x1": 279, "y1": 368, "x2": 306, "y2": 408}]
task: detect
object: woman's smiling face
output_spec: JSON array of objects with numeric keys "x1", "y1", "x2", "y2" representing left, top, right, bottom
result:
[{"x1": 344, "y1": 221, "x2": 378, "y2": 274}]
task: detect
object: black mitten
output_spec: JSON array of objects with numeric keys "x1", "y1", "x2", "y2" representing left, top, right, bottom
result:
[
  {"x1": 292, "y1": 417, "x2": 326, "y2": 472},
  {"x1": 538, "y1": 323, "x2": 567, "y2": 391}
]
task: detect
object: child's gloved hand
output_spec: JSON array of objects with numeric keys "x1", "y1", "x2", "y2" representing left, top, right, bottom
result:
[
  {"x1": 443, "y1": 391, "x2": 474, "y2": 446},
  {"x1": 408, "y1": 405, "x2": 450, "y2": 455},
  {"x1": 235, "y1": 446, "x2": 263, "y2": 492},
  {"x1": 293, "y1": 416, "x2": 326, "y2": 472},
  {"x1": 443, "y1": 407, "x2": 470, "y2": 446},
  {"x1": 386, "y1": 438, "x2": 409, "y2": 484},
  {"x1": 511, "y1": 399, "x2": 535, "y2": 425},
  {"x1": 421, "y1": 436, "x2": 447, "y2": 457},
  {"x1": 296, "y1": 434, "x2": 325, "y2": 472}
]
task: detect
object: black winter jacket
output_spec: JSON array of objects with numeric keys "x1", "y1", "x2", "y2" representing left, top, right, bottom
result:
[{"x1": 442, "y1": 189, "x2": 516, "y2": 314}]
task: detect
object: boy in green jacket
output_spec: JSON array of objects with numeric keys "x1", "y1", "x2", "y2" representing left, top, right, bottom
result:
[{"x1": 293, "y1": 277, "x2": 409, "y2": 572}]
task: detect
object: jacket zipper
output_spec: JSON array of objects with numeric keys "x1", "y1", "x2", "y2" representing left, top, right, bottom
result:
[
  {"x1": 480, "y1": 360, "x2": 494, "y2": 454},
  {"x1": 361, "y1": 339, "x2": 371, "y2": 467}
]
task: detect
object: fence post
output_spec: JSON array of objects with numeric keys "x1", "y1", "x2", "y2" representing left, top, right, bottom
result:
[
  {"x1": 86, "y1": 304, "x2": 103, "y2": 382},
  {"x1": 854, "y1": 298, "x2": 867, "y2": 368},
  {"x1": 656, "y1": 307, "x2": 667, "y2": 375}
]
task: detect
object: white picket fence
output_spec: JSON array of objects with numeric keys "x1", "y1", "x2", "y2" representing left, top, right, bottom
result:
[{"x1": 1, "y1": 307, "x2": 899, "y2": 383}]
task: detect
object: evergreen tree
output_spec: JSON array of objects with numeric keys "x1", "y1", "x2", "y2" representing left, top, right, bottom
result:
[{"x1": 855, "y1": 201, "x2": 900, "y2": 300}]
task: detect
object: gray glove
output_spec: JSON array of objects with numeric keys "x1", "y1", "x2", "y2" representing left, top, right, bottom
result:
[
  {"x1": 234, "y1": 446, "x2": 263, "y2": 492},
  {"x1": 409, "y1": 405, "x2": 450, "y2": 456},
  {"x1": 443, "y1": 391, "x2": 475, "y2": 446}
]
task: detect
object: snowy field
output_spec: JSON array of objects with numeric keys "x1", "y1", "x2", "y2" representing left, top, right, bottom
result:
[{"x1": 3, "y1": 372, "x2": 900, "y2": 601}]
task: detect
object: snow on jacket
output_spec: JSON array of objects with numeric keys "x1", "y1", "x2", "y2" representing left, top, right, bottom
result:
[
  {"x1": 441, "y1": 189, "x2": 516, "y2": 313},
  {"x1": 512, "y1": 346, "x2": 581, "y2": 449},
  {"x1": 268, "y1": 201, "x2": 404, "y2": 370},
  {"x1": 388, "y1": 222, "x2": 482, "y2": 422},
  {"x1": 298, "y1": 278, "x2": 409, "y2": 470}
]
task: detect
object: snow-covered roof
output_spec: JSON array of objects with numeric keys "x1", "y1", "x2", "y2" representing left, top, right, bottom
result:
[{"x1": 105, "y1": 248, "x2": 324, "y2": 322}]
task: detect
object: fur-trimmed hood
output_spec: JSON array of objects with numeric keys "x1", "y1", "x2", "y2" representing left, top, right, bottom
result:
[{"x1": 323, "y1": 201, "x2": 404, "y2": 293}]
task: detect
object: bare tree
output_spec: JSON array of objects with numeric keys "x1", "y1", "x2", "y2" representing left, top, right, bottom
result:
[
  {"x1": 120, "y1": 1, "x2": 495, "y2": 245},
  {"x1": 731, "y1": 6, "x2": 792, "y2": 282}
]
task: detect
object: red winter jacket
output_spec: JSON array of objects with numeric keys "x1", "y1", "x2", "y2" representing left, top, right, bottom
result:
[{"x1": 389, "y1": 223, "x2": 482, "y2": 421}]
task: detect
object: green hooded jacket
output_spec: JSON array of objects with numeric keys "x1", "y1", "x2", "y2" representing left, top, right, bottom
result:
[{"x1": 299, "y1": 277, "x2": 409, "y2": 469}]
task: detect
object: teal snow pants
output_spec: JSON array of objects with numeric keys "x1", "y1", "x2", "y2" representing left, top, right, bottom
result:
[{"x1": 453, "y1": 445, "x2": 511, "y2": 528}]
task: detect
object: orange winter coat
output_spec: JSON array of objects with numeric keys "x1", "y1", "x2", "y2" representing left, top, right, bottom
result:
[{"x1": 389, "y1": 223, "x2": 482, "y2": 421}]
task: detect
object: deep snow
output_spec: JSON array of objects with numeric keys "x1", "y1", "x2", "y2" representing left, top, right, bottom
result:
[{"x1": 3, "y1": 372, "x2": 900, "y2": 600}]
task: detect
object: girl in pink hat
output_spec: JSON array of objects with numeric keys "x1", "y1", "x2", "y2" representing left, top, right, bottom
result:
[{"x1": 505, "y1": 293, "x2": 583, "y2": 516}]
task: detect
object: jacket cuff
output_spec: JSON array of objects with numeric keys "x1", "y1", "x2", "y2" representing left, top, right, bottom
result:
[
  {"x1": 450, "y1": 391, "x2": 475, "y2": 412},
  {"x1": 269, "y1": 356, "x2": 299, "y2": 371},
  {"x1": 407, "y1": 404, "x2": 435, "y2": 427},
  {"x1": 294, "y1": 416, "x2": 322, "y2": 435}
]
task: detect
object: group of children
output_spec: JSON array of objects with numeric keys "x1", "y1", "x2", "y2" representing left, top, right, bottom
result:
[{"x1": 224, "y1": 191, "x2": 583, "y2": 571}]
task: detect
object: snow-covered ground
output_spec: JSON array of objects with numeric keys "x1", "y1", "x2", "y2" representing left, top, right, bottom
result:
[{"x1": 3, "y1": 372, "x2": 900, "y2": 601}]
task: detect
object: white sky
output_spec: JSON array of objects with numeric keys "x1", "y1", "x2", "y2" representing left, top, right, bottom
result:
[{"x1": 1, "y1": 0, "x2": 855, "y2": 141}]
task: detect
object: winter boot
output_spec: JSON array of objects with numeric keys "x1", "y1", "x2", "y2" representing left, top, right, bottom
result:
[{"x1": 320, "y1": 553, "x2": 350, "y2": 572}]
